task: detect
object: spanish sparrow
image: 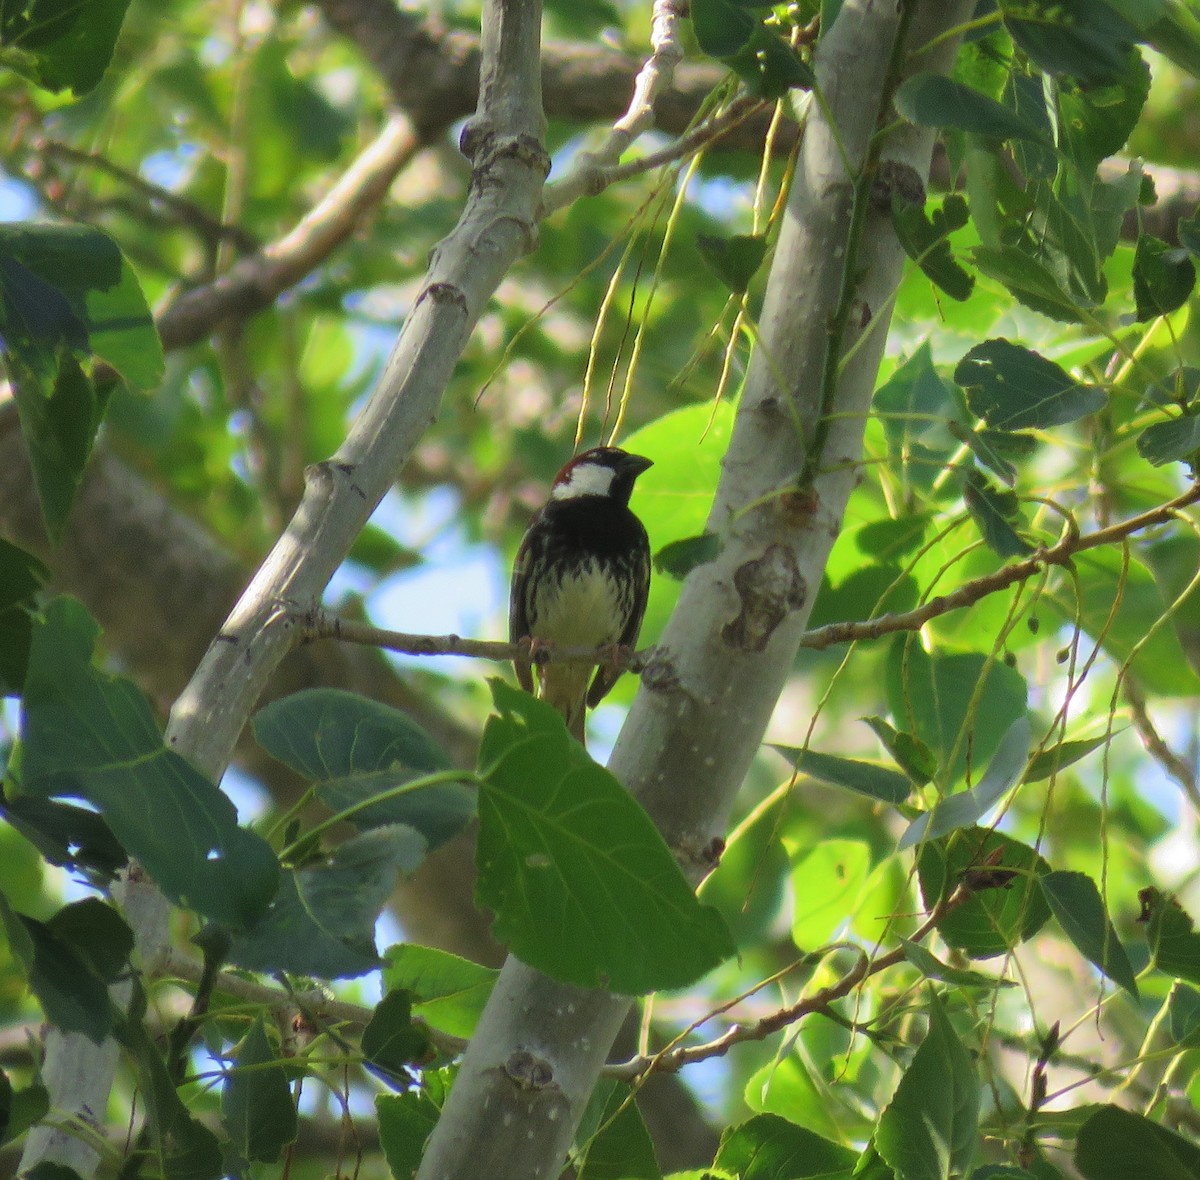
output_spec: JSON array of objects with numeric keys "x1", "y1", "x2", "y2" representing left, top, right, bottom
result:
[{"x1": 509, "y1": 447, "x2": 653, "y2": 745}]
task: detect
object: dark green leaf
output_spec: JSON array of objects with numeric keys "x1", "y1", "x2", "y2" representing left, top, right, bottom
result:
[
  {"x1": 653, "y1": 532, "x2": 722, "y2": 579},
  {"x1": 1144, "y1": 366, "x2": 1200, "y2": 407},
  {"x1": 1180, "y1": 211, "x2": 1200, "y2": 258},
  {"x1": 476, "y1": 681, "x2": 734, "y2": 994},
  {"x1": 1040, "y1": 871, "x2": 1139, "y2": 997},
  {"x1": 862, "y1": 716, "x2": 938, "y2": 786},
  {"x1": 575, "y1": 1080, "x2": 660, "y2": 1180},
  {"x1": 690, "y1": 0, "x2": 754, "y2": 57},
  {"x1": 891, "y1": 195, "x2": 975, "y2": 302},
  {"x1": 377, "y1": 1071, "x2": 452, "y2": 1180},
  {"x1": 771, "y1": 745, "x2": 912, "y2": 805},
  {"x1": 115, "y1": 1000, "x2": 224, "y2": 1180},
  {"x1": 971, "y1": 246, "x2": 1088, "y2": 323},
  {"x1": 1058, "y1": 50, "x2": 1151, "y2": 169},
  {"x1": 963, "y1": 469, "x2": 1033, "y2": 558},
  {"x1": 0, "y1": 793, "x2": 127, "y2": 879},
  {"x1": 714, "y1": 1113, "x2": 857, "y2": 1179},
  {"x1": 695, "y1": 234, "x2": 768, "y2": 295},
  {"x1": 21, "y1": 598, "x2": 279, "y2": 926},
  {"x1": 876, "y1": 992, "x2": 980, "y2": 1180},
  {"x1": 0, "y1": 0, "x2": 133, "y2": 95},
  {"x1": 948, "y1": 423, "x2": 1036, "y2": 487},
  {"x1": 228, "y1": 825, "x2": 422, "y2": 979},
  {"x1": 918, "y1": 828, "x2": 1051, "y2": 959},
  {"x1": 362, "y1": 991, "x2": 432, "y2": 1082},
  {"x1": 1133, "y1": 235, "x2": 1196, "y2": 320},
  {"x1": 1141, "y1": 888, "x2": 1200, "y2": 984},
  {"x1": 0, "y1": 537, "x2": 47, "y2": 694},
  {"x1": 2, "y1": 906, "x2": 114, "y2": 1042},
  {"x1": 1004, "y1": 0, "x2": 1138, "y2": 85},
  {"x1": 900, "y1": 938, "x2": 1017, "y2": 989},
  {"x1": 221, "y1": 1016, "x2": 297, "y2": 1164},
  {"x1": 1023, "y1": 734, "x2": 1110, "y2": 783},
  {"x1": 1136, "y1": 414, "x2": 1200, "y2": 467},
  {"x1": 382, "y1": 945, "x2": 498, "y2": 1040},
  {"x1": 900, "y1": 716, "x2": 1030, "y2": 850},
  {"x1": 1167, "y1": 983, "x2": 1200, "y2": 1046},
  {"x1": 1, "y1": 1082, "x2": 50, "y2": 1148},
  {"x1": 895, "y1": 73, "x2": 1049, "y2": 143},
  {"x1": 47, "y1": 897, "x2": 133, "y2": 983},
  {"x1": 726, "y1": 26, "x2": 815, "y2": 98},
  {"x1": 1074, "y1": 1104, "x2": 1200, "y2": 1180},
  {"x1": 886, "y1": 641, "x2": 1028, "y2": 787},
  {"x1": 955, "y1": 339, "x2": 1106, "y2": 431},
  {"x1": 253, "y1": 688, "x2": 474, "y2": 850}
]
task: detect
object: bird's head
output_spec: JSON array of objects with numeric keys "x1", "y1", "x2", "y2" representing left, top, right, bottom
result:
[{"x1": 550, "y1": 447, "x2": 654, "y2": 507}]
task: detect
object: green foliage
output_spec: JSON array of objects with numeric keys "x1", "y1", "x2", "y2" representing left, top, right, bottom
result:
[
  {"x1": 4, "y1": 0, "x2": 1200, "y2": 1176},
  {"x1": 475, "y1": 682, "x2": 734, "y2": 993}
]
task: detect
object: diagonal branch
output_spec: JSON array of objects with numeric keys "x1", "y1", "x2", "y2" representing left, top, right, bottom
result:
[{"x1": 19, "y1": 0, "x2": 548, "y2": 1172}]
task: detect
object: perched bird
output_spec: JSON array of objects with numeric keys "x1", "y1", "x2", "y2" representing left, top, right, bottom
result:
[{"x1": 509, "y1": 446, "x2": 653, "y2": 744}]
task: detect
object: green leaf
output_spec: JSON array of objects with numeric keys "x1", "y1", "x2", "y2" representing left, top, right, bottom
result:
[
  {"x1": 891, "y1": 195, "x2": 975, "y2": 302},
  {"x1": 772, "y1": 745, "x2": 913, "y2": 804},
  {"x1": 787, "y1": 839, "x2": 871, "y2": 949},
  {"x1": 886, "y1": 641, "x2": 1028, "y2": 788},
  {"x1": 654, "y1": 532, "x2": 722, "y2": 579},
  {"x1": 948, "y1": 423, "x2": 1037, "y2": 488},
  {"x1": 1039, "y1": 871, "x2": 1139, "y2": 998},
  {"x1": 1, "y1": 1081, "x2": 50, "y2": 1148},
  {"x1": 253, "y1": 689, "x2": 474, "y2": 850},
  {"x1": 1167, "y1": 983, "x2": 1200, "y2": 1046},
  {"x1": 1136, "y1": 413, "x2": 1200, "y2": 467},
  {"x1": 0, "y1": 537, "x2": 47, "y2": 694},
  {"x1": 20, "y1": 598, "x2": 279, "y2": 926},
  {"x1": 376, "y1": 1069, "x2": 452, "y2": 1180},
  {"x1": 714, "y1": 1113, "x2": 857, "y2": 1179},
  {"x1": 1074, "y1": 1104, "x2": 1200, "y2": 1180},
  {"x1": 895, "y1": 74, "x2": 1049, "y2": 144},
  {"x1": 0, "y1": 0, "x2": 133, "y2": 95},
  {"x1": 971, "y1": 246, "x2": 1088, "y2": 323},
  {"x1": 807, "y1": 564, "x2": 919, "y2": 632},
  {"x1": 918, "y1": 828, "x2": 1051, "y2": 960},
  {"x1": 696, "y1": 234, "x2": 768, "y2": 295},
  {"x1": 1140, "y1": 888, "x2": 1200, "y2": 984},
  {"x1": 876, "y1": 992, "x2": 980, "y2": 1180},
  {"x1": 1023, "y1": 734, "x2": 1111, "y2": 783},
  {"x1": 382, "y1": 945, "x2": 498, "y2": 1040},
  {"x1": 963, "y1": 469, "x2": 1033, "y2": 558},
  {"x1": 1132, "y1": 235, "x2": 1196, "y2": 320},
  {"x1": 476, "y1": 680, "x2": 734, "y2": 994},
  {"x1": 862, "y1": 716, "x2": 938, "y2": 786},
  {"x1": 1003, "y1": 0, "x2": 1138, "y2": 85},
  {"x1": 116, "y1": 998, "x2": 224, "y2": 1179},
  {"x1": 0, "y1": 893, "x2": 119, "y2": 1043},
  {"x1": 955, "y1": 339, "x2": 1106, "y2": 431},
  {"x1": 0, "y1": 794, "x2": 127, "y2": 879},
  {"x1": 1180, "y1": 210, "x2": 1200, "y2": 258},
  {"x1": 221, "y1": 1016, "x2": 297, "y2": 1165},
  {"x1": 725, "y1": 25, "x2": 814, "y2": 99},
  {"x1": 900, "y1": 716, "x2": 1031, "y2": 850},
  {"x1": 0, "y1": 224, "x2": 163, "y2": 387},
  {"x1": 690, "y1": 0, "x2": 754, "y2": 57},
  {"x1": 900, "y1": 938, "x2": 1017, "y2": 990},
  {"x1": 362, "y1": 991, "x2": 432, "y2": 1082},
  {"x1": 229, "y1": 825, "x2": 422, "y2": 978},
  {"x1": 575, "y1": 1080, "x2": 660, "y2": 1180}
]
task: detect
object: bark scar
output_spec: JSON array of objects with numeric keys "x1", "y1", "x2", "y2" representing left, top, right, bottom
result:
[{"x1": 721, "y1": 543, "x2": 807, "y2": 652}]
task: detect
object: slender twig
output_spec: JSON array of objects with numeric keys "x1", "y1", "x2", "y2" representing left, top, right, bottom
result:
[
  {"x1": 1123, "y1": 677, "x2": 1200, "y2": 810},
  {"x1": 163, "y1": 951, "x2": 469, "y2": 1056},
  {"x1": 604, "y1": 885, "x2": 971, "y2": 1081},
  {"x1": 307, "y1": 484, "x2": 1200, "y2": 667}
]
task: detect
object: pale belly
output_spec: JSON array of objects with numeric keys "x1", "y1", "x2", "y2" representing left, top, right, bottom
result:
[{"x1": 529, "y1": 561, "x2": 627, "y2": 648}]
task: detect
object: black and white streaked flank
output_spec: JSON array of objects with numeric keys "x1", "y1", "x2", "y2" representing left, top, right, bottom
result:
[{"x1": 510, "y1": 446, "x2": 653, "y2": 745}]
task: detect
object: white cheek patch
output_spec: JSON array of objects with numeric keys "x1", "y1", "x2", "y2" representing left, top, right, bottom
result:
[{"x1": 551, "y1": 462, "x2": 616, "y2": 500}]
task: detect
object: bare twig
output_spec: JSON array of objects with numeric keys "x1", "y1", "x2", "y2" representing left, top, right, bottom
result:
[
  {"x1": 157, "y1": 114, "x2": 420, "y2": 350},
  {"x1": 606, "y1": 886, "x2": 970, "y2": 1081}
]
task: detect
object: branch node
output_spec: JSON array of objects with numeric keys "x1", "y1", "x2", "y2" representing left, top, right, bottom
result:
[
  {"x1": 721, "y1": 543, "x2": 808, "y2": 652},
  {"x1": 503, "y1": 1049, "x2": 555, "y2": 1090}
]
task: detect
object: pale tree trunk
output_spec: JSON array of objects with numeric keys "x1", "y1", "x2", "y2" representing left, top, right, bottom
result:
[
  {"x1": 18, "y1": 0, "x2": 549, "y2": 1173},
  {"x1": 415, "y1": 2, "x2": 976, "y2": 1176}
]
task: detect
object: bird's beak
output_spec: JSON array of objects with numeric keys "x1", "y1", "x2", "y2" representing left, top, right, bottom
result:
[{"x1": 621, "y1": 454, "x2": 654, "y2": 478}]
